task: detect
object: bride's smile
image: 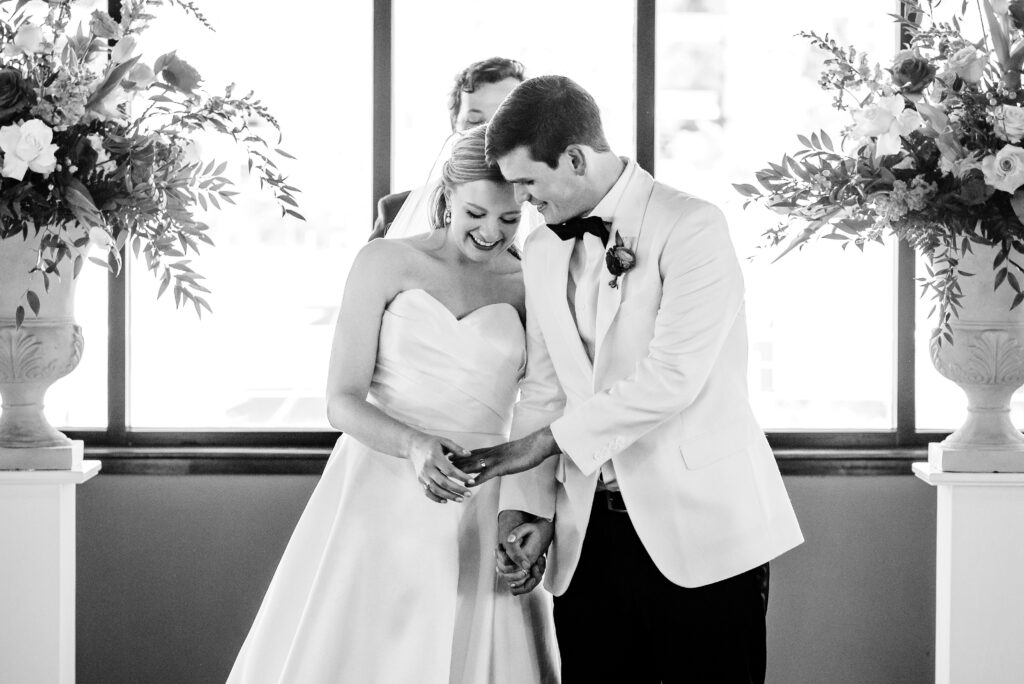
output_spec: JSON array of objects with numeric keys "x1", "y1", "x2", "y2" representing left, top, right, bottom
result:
[
  {"x1": 444, "y1": 178, "x2": 522, "y2": 262},
  {"x1": 468, "y1": 231, "x2": 503, "y2": 250}
]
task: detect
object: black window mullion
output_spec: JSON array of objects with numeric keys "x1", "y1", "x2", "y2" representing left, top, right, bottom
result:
[
  {"x1": 635, "y1": 0, "x2": 656, "y2": 174},
  {"x1": 107, "y1": 0, "x2": 127, "y2": 445},
  {"x1": 372, "y1": 0, "x2": 393, "y2": 216},
  {"x1": 107, "y1": 253, "x2": 128, "y2": 444},
  {"x1": 898, "y1": 1, "x2": 919, "y2": 445}
]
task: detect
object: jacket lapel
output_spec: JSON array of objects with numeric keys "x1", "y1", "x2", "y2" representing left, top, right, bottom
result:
[
  {"x1": 593, "y1": 166, "x2": 655, "y2": 363},
  {"x1": 543, "y1": 232, "x2": 594, "y2": 385}
]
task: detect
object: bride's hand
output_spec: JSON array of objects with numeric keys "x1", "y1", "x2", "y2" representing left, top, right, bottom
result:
[
  {"x1": 408, "y1": 434, "x2": 475, "y2": 504},
  {"x1": 496, "y1": 511, "x2": 554, "y2": 595}
]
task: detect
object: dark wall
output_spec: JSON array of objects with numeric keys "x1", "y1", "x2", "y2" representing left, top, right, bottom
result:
[{"x1": 76, "y1": 473, "x2": 936, "y2": 684}]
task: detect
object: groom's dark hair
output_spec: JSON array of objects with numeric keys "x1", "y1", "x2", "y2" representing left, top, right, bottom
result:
[{"x1": 485, "y1": 75, "x2": 611, "y2": 169}]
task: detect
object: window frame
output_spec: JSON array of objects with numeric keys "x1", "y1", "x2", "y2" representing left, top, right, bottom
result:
[{"x1": 69, "y1": 0, "x2": 944, "y2": 466}]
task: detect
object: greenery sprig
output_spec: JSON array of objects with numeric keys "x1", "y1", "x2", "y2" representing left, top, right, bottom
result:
[
  {"x1": 736, "y1": 0, "x2": 1024, "y2": 343},
  {"x1": 0, "y1": 0, "x2": 302, "y2": 326}
]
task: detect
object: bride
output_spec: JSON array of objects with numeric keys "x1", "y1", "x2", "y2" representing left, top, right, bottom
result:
[{"x1": 227, "y1": 125, "x2": 559, "y2": 683}]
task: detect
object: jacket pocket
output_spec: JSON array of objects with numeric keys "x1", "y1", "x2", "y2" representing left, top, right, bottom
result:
[{"x1": 678, "y1": 427, "x2": 747, "y2": 470}]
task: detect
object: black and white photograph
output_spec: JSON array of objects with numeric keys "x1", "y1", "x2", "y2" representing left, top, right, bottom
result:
[{"x1": 1, "y1": 0, "x2": 1023, "y2": 682}]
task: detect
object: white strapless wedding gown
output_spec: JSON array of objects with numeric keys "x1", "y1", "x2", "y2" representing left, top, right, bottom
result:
[{"x1": 228, "y1": 288, "x2": 559, "y2": 684}]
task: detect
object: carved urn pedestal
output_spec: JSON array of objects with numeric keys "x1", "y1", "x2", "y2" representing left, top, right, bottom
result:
[
  {"x1": 929, "y1": 242, "x2": 1024, "y2": 472},
  {"x1": 0, "y1": 228, "x2": 85, "y2": 470}
]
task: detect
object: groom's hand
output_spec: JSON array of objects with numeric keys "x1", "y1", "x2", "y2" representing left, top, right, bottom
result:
[
  {"x1": 450, "y1": 427, "x2": 559, "y2": 487},
  {"x1": 496, "y1": 509, "x2": 554, "y2": 595}
]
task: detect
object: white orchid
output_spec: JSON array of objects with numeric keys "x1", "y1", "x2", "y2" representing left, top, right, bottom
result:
[
  {"x1": 4, "y1": 24, "x2": 43, "y2": 57},
  {"x1": 851, "y1": 95, "x2": 924, "y2": 158}
]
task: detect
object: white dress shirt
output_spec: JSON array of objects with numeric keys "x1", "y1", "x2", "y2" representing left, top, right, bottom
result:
[{"x1": 565, "y1": 158, "x2": 635, "y2": 492}]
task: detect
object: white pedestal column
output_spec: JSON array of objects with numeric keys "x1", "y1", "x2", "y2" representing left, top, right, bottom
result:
[
  {"x1": 0, "y1": 461, "x2": 100, "y2": 684},
  {"x1": 913, "y1": 462, "x2": 1024, "y2": 684}
]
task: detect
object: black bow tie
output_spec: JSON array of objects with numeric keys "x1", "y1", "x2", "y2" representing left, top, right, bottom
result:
[{"x1": 548, "y1": 215, "x2": 609, "y2": 245}]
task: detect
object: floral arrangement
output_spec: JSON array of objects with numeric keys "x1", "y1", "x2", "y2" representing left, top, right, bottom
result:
[
  {"x1": 0, "y1": 0, "x2": 300, "y2": 326},
  {"x1": 735, "y1": 0, "x2": 1024, "y2": 342}
]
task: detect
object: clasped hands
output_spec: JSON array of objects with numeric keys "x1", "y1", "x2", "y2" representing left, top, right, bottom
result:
[{"x1": 412, "y1": 428, "x2": 559, "y2": 593}]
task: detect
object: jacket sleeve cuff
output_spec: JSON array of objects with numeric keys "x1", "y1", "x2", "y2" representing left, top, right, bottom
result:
[{"x1": 551, "y1": 415, "x2": 629, "y2": 477}]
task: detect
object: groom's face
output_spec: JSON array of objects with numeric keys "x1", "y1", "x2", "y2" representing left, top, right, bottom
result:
[{"x1": 496, "y1": 146, "x2": 587, "y2": 224}]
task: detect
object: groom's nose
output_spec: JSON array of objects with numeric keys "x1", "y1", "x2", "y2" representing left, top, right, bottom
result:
[{"x1": 514, "y1": 184, "x2": 530, "y2": 204}]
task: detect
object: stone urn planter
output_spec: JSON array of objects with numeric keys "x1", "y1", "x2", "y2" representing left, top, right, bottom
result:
[
  {"x1": 929, "y1": 242, "x2": 1024, "y2": 472},
  {"x1": 0, "y1": 227, "x2": 86, "y2": 470}
]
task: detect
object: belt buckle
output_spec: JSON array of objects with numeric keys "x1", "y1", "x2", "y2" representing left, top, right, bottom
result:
[{"x1": 604, "y1": 490, "x2": 628, "y2": 513}]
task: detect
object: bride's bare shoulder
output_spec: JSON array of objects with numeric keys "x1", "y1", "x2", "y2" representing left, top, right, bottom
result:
[
  {"x1": 357, "y1": 236, "x2": 428, "y2": 264},
  {"x1": 347, "y1": 237, "x2": 436, "y2": 297}
]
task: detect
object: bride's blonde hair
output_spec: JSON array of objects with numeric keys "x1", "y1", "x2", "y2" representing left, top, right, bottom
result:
[{"x1": 429, "y1": 125, "x2": 508, "y2": 231}]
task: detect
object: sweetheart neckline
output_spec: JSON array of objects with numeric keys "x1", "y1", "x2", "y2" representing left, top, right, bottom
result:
[{"x1": 393, "y1": 288, "x2": 519, "y2": 323}]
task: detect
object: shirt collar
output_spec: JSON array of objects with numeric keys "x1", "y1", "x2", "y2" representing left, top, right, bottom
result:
[{"x1": 585, "y1": 157, "x2": 636, "y2": 225}]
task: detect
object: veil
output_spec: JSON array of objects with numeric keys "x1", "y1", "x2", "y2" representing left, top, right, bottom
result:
[
  {"x1": 385, "y1": 133, "x2": 459, "y2": 240},
  {"x1": 385, "y1": 132, "x2": 543, "y2": 247}
]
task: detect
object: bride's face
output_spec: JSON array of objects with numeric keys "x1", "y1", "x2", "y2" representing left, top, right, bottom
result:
[{"x1": 446, "y1": 179, "x2": 521, "y2": 261}]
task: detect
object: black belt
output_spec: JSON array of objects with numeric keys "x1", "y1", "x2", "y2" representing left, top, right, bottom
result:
[{"x1": 596, "y1": 488, "x2": 628, "y2": 513}]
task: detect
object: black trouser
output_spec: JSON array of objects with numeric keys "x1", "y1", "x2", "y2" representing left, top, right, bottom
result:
[{"x1": 553, "y1": 493, "x2": 770, "y2": 684}]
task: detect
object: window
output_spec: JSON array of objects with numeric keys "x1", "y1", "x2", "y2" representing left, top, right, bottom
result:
[
  {"x1": 53, "y1": 1, "x2": 957, "y2": 452},
  {"x1": 122, "y1": 0, "x2": 371, "y2": 429},
  {"x1": 655, "y1": 0, "x2": 900, "y2": 429},
  {"x1": 392, "y1": 0, "x2": 635, "y2": 189}
]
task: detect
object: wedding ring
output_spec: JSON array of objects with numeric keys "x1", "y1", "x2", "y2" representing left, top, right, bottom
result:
[{"x1": 479, "y1": 459, "x2": 486, "y2": 470}]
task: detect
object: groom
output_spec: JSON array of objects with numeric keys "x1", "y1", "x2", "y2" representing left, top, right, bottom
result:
[{"x1": 452, "y1": 76, "x2": 804, "y2": 683}]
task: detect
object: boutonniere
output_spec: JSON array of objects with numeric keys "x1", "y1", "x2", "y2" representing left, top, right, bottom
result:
[{"x1": 605, "y1": 234, "x2": 637, "y2": 289}]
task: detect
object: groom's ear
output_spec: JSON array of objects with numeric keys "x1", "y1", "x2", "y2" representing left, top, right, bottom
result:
[{"x1": 565, "y1": 145, "x2": 587, "y2": 176}]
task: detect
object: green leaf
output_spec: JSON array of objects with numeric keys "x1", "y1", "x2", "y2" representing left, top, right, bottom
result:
[
  {"x1": 996, "y1": 268, "x2": 1008, "y2": 291},
  {"x1": 732, "y1": 183, "x2": 760, "y2": 197},
  {"x1": 820, "y1": 130, "x2": 834, "y2": 151},
  {"x1": 63, "y1": 178, "x2": 103, "y2": 227},
  {"x1": 85, "y1": 55, "x2": 141, "y2": 111},
  {"x1": 26, "y1": 290, "x2": 39, "y2": 316},
  {"x1": 981, "y1": 0, "x2": 1011, "y2": 67},
  {"x1": 1011, "y1": 190, "x2": 1024, "y2": 227},
  {"x1": 786, "y1": 156, "x2": 812, "y2": 182},
  {"x1": 15, "y1": 305, "x2": 24, "y2": 328}
]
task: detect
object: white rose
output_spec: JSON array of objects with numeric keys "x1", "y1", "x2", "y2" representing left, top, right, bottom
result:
[
  {"x1": 993, "y1": 104, "x2": 1024, "y2": 142},
  {"x1": 947, "y1": 47, "x2": 989, "y2": 84},
  {"x1": 852, "y1": 95, "x2": 923, "y2": 158},
  {"x1": 982, "y1": 144, "x2": 1024, "y2": 193},
  {"x1": 0, "y1": 119, "x2": 58, "y2": 180}
]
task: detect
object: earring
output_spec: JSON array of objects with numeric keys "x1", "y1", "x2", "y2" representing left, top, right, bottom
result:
[{"x1": 443, "y1": 208, "x2": 451, "y2": 225}]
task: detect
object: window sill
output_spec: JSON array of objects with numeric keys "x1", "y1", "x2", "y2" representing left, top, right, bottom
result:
[{"x1": 82, "y1": 446, "x2": 926, "y2": 476}]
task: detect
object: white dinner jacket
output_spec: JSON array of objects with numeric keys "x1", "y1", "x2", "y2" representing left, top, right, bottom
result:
[{"x1": 499, "y1": 162, "x2": 804, "y2": 593}]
